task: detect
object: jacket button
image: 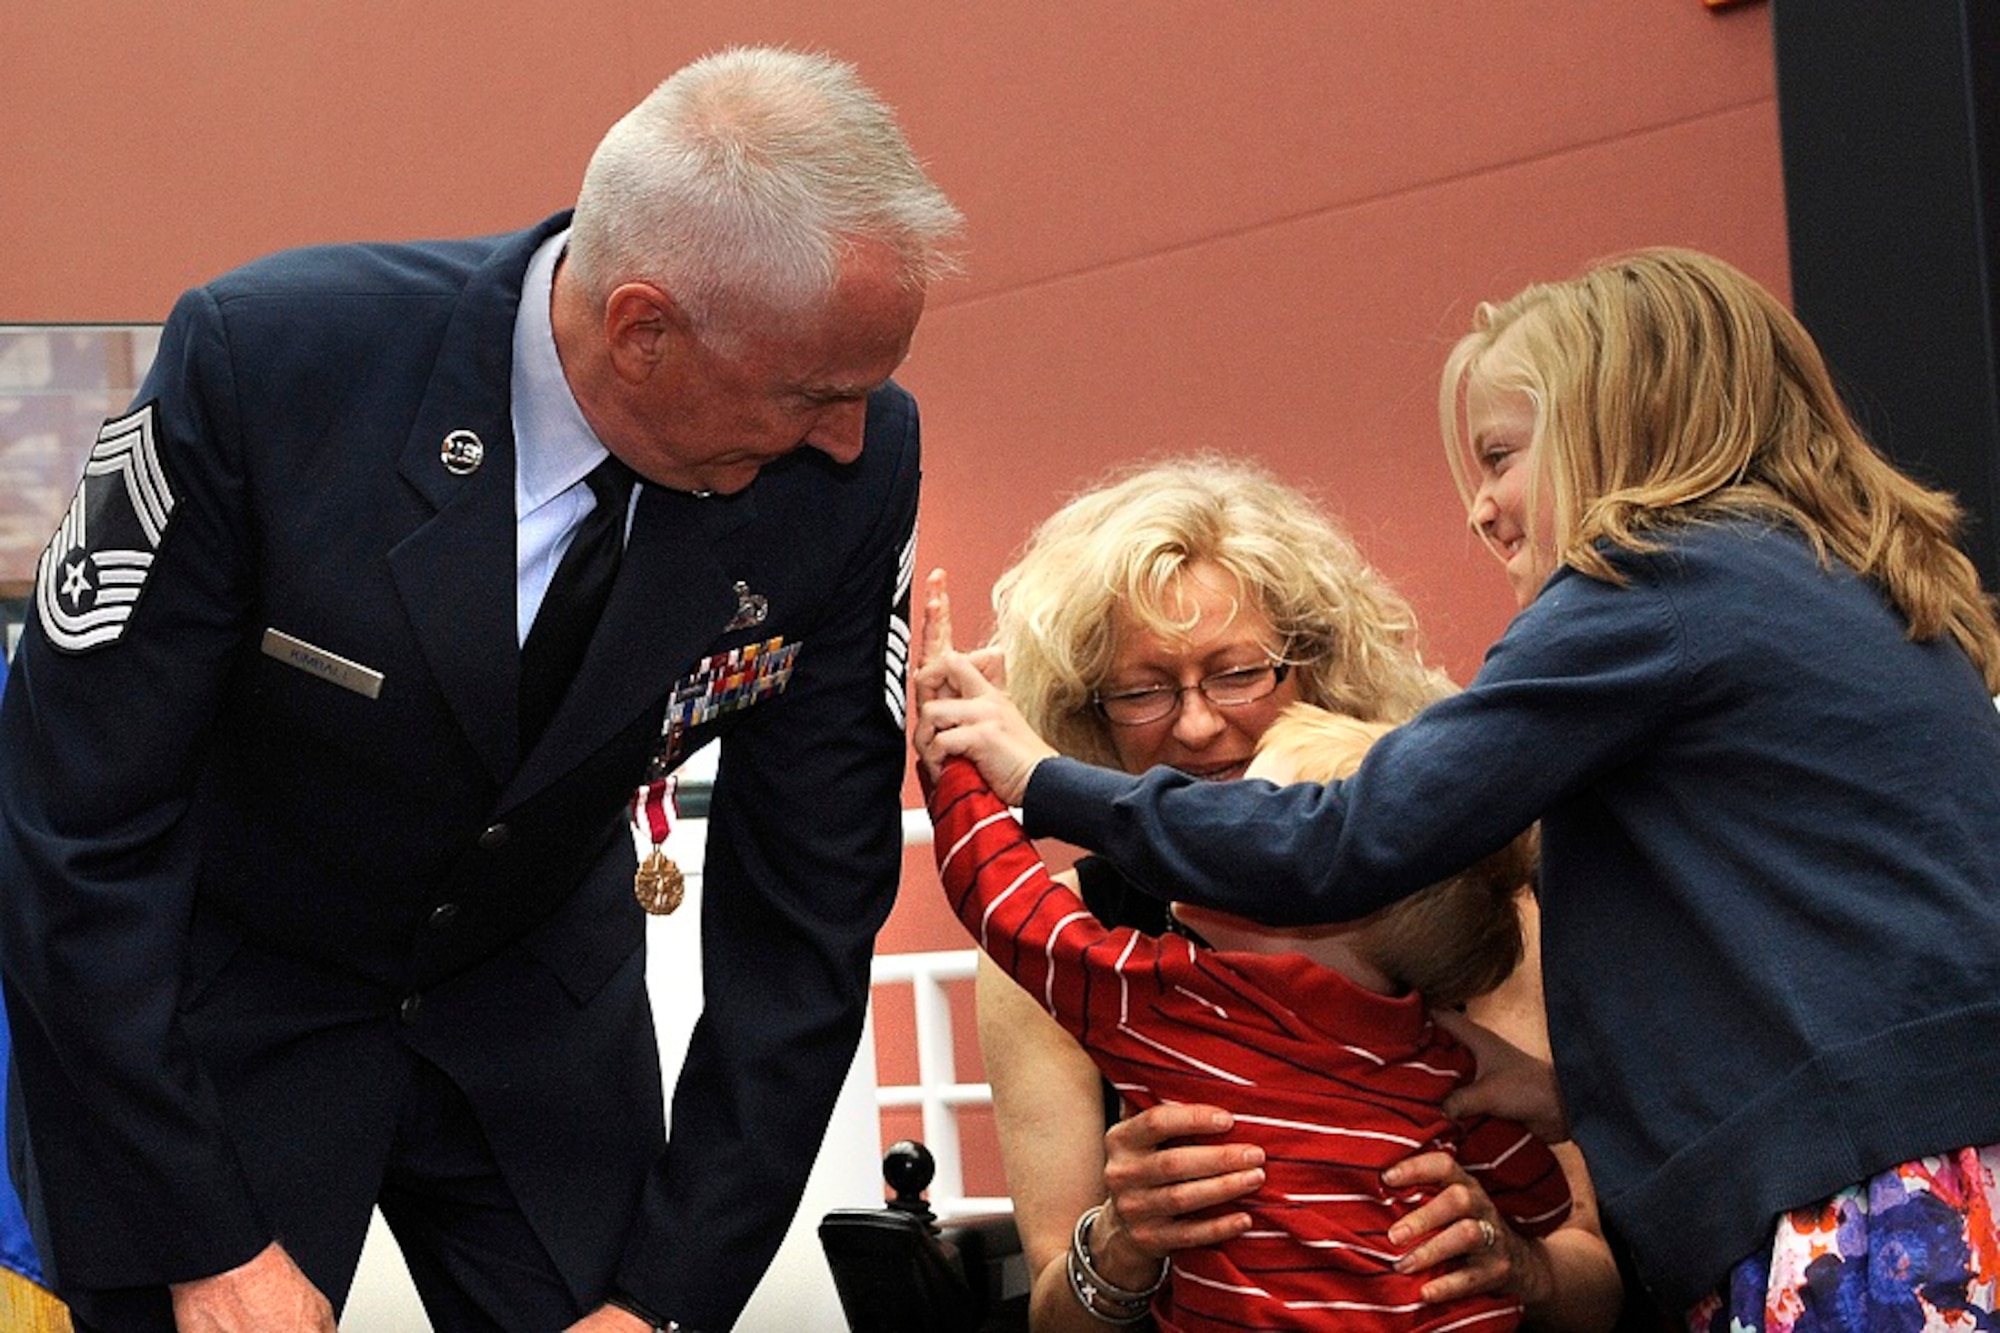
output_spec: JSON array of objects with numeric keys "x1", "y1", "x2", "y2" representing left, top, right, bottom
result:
[
  {"x1": 428, "y1": 903, "x2": 460, "y2": 931},
  {"x1": 477, "y1": 824, "x2": 510, "y2": 850},
  {"x1": 399, "y1": 994, "x2": 423, "y2": 1023}
]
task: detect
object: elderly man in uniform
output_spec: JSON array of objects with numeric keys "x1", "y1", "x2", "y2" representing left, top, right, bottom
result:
[{"x1": 0, "y1": 46, "x2": 960, "y2": 1333}]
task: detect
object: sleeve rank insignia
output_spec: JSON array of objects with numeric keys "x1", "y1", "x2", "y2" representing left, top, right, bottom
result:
[{"x1": 37, "y1": 402, "x2": 176, "y2": 653}]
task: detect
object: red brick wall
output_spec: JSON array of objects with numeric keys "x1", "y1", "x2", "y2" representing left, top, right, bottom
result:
[{"x1": 2, "y1": 2, "x2": 1783, "y2": 1190}]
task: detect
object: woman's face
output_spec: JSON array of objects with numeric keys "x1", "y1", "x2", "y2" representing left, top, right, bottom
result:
[
  {"x1": 1465, "y1": 361, "x2": 1558, "y2": 608},
  {"x1": 1100, "y1": 560, "x2": 1301, "y2": 779}
]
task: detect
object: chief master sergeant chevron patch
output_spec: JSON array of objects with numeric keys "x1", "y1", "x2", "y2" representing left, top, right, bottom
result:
[{"x1": 36, "y1": 402, "x2": 176, "y2": 653}]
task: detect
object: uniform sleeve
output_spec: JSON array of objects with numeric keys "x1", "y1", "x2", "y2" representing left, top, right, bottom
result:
[
  {"x1": 926, "y1": 757, "x2": 1143, "y2": 1036},
  {"x1": 1019, "y1": 567, "x2": 1689, "y2": 925},
  {"x1": 0, "y1": 287, "x2": 272, "y2": 1284},
  {"x1": 1457, "y1": 1115, "x2": 1573, "y2": 1239},
  {"x1": 610, "y1": 396, "x2": 921, "y2": 1330}
]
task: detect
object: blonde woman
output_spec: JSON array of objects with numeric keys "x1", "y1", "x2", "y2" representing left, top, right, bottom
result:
[{"x1": 950, "y1": 456, "x2": 1623, "y2": 1331}]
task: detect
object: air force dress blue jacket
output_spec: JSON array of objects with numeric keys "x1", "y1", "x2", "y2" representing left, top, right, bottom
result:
[{"x1": 0, "y1": 212, "x2": 919, "y2": 1329}]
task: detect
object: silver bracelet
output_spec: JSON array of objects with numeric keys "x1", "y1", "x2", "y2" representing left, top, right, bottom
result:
[{"x1": 1066, "y1": 1203, "x2": 1168, "y2": 1324}]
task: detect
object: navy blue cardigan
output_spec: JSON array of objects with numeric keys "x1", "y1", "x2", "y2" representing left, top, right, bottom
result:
[
  {"x1": 1025, "y1": 521, "x2": 2000, "y2": 1308},
  {"x1": 0, "y1": 216, "x2": 919, "y2": 1327}
]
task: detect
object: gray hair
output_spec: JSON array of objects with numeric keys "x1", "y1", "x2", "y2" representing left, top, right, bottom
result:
[{"x1": 566, "y1": 46, "x2": 963, "y2": 334}]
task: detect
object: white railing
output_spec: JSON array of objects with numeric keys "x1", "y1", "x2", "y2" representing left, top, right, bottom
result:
[{"x1": 868, "y1": 948, "x2": 1008, "y2": 1219}]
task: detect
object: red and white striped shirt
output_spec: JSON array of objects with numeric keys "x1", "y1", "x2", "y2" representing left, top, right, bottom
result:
[{"x1": 928, "y1": 758, "x2": 1571, "y2": 1332}]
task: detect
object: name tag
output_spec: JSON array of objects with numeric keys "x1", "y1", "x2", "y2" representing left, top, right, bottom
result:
[{"x1": 260, "y1": 628, "x2": 385, "y2": 700}]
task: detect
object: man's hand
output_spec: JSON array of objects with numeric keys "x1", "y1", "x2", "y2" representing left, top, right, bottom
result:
[
  {"x1": 564, "y1": 1304, "x2": 653, "y2": 1331},
  {"x1": 169, "y1": 1242, "x2": 335, "y2": 1333}
]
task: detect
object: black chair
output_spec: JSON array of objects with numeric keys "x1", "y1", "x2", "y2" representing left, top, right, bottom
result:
[{"x1": 819, "y1": 1141, "x2": 1029, "y2": 1332}]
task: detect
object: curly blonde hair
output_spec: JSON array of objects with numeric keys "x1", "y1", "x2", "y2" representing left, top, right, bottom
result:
[
  {"x1": 1441, "y1": 247, "x2": 2000, "y2": 690},
  {"x1": 990, "y1": 455, "x2": 1452, "y2": 770}
]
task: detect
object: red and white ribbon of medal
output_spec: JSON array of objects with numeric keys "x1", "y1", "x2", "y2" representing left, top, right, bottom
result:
[{"x1": 628, "y1": 775, "x2": 686, "y2": 915}]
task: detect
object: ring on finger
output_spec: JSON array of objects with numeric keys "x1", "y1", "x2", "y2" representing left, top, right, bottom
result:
[{"x1": 1477, "y1": 1218, "x2": 1497, "y2": 1252}]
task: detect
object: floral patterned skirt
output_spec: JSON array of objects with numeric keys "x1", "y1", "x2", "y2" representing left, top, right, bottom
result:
[{"x1": 1688, "y1": 1144, "x2": 2000, "y2": 1333}]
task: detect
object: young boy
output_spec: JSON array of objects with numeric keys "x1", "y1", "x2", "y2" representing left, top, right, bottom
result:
[{"x1": 926, "y1": 704, "x2": 1569, "y2": 1332}]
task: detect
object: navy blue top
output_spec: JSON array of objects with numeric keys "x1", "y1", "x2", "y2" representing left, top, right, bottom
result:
[
  {"x1": 1024, "y1": 520, "x2": 2000, "y2": 1307},
  {"x1": 0, "y1": 216, "x2": 919, "y2": 1327},
  {"x1": 0, "y1": 643, "x2": 31, "y2": 1285}
]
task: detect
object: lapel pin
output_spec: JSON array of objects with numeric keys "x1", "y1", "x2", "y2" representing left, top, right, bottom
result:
[
  {"x1": 440, "y1": 430, "x2": 485, "y2": 476},
  {"x1": 725, "y1": 581, "x2": 768, "y2": 630}
]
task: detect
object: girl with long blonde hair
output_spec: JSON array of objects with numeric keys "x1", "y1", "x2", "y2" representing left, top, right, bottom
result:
[{"x1": 920, "y1": 250, "x2": 2000, "y2": 1333}]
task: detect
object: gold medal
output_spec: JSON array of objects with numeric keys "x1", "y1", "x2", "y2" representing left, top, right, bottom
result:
[{"x1": 634, "y1": 848, "x2": 686, "y2": 915}]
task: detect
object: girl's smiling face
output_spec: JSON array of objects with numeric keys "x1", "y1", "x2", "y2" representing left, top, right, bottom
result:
[{"x1": 1464, "y1": 354, "x2": 1558, "y2": 608}]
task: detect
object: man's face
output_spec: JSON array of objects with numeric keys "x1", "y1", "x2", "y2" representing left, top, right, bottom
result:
[{"x1": 619, "y1": 240, "x2": 925, "y2": 495}]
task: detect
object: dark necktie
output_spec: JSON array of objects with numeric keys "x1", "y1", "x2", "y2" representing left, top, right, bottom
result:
[{"x1": 519, "y1": 456, "x2": 635, "y2": 748}]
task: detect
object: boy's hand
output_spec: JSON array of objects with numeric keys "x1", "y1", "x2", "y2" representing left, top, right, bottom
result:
[
  {"x1": 912, "y1": 570, "x2": 963, "y2": 778},
  {"x1": 914, "y1": 569, "x2": 1004, "y2": 689},
  {"x1": 913, "y1": 569, "x2": 1045, "y2": 793},
  {"x1": 916, "y1": 568, "x2": 956, "y2": 680}
]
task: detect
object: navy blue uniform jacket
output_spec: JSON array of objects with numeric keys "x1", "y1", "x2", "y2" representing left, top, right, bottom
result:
[{"x1": 0, "y1": 213, "x2": 918, "y2": 1328}]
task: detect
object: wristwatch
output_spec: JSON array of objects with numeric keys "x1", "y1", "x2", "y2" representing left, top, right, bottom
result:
[{"x1": 605, "y1": 1291, "x2": 687, "y2": 1332}]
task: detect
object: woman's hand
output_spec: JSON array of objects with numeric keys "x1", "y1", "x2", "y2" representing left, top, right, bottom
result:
[
  {"x1": 1433, "y1": 1008, "x2": 1570, "y2": 1143},
  {"x1": 1384, "y1": 1152, "x2": 1553, "y2": 1309},
  {"x1": 1090, "y1": 1102, "x2": 1266, "y2": 1283}
]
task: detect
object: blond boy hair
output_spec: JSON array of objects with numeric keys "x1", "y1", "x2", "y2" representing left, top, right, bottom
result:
[{"x1": 1254, "y1": 704, "x2": 1532, "y2": 1008}]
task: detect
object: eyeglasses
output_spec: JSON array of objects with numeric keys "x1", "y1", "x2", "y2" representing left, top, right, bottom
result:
[{"x1": 1092, "y1": 661, "x2": 1291, "y2": 727}]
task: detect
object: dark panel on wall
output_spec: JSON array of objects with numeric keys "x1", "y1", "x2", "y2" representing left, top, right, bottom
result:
[{"x1": 1773, "y1": 0, "x2": 2000, "y2": 589}]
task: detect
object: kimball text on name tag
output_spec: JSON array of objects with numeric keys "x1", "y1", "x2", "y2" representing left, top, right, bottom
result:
[{"x1": 260, "y1": 628, "x2": 385, "y2": 700}]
